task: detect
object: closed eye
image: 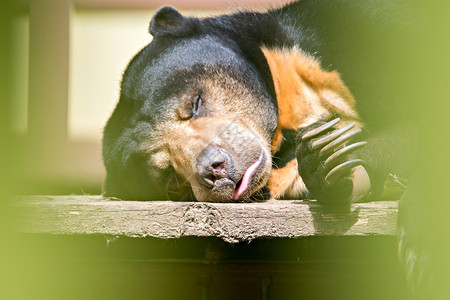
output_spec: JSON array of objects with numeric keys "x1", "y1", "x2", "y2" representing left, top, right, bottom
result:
[
  {"x1": 192, "y1": 95, "x2": 202, "y2": 117},
  {"x1": 176, "y1": 94, "x2": 203, "y2": 120}
]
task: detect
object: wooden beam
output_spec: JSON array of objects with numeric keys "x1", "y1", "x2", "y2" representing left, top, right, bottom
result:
[
  {"x1": 72, "y1": 0, "x2": 291, "y2": 10},
  {"x1": 13, "y1": 196, "x2": 398, "y2": 243},
  {"x1": 28, "y1": 0, "x2": 71, "y2": 142}
]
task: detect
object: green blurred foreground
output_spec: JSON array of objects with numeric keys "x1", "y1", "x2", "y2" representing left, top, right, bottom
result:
[{"x1": 0, "y1": 1, "x2": 449, "y2": 299}]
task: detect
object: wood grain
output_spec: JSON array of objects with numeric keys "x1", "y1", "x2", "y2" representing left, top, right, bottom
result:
[{"x1": 13, "y1": 196, "x2": 398, "y2": 243}]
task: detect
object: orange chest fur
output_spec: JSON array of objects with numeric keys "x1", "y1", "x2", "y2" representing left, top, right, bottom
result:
[{"x1": 261, "y1": 47, "x2": 361, "y2": 199}]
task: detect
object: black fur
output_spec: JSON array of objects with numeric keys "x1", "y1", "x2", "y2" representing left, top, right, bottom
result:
[
  {"x1": 272, "y1": 129, "x2": 297, "y2": 170},
  {"x1": 103, "y1": 0, "x2": 415, "y2": 202},
  {"x1": 269, "y1": 0, "x2": 415, "y2": 201}
]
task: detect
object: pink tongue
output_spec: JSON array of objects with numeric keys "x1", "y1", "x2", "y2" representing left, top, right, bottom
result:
[{"x1": 232, "y1": 153, "x2": 264, "y2": 200}]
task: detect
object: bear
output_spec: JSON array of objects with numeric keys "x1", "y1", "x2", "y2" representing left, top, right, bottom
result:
[{"x1": 102, "y1": 0, "x2": 415, "y2": 205}]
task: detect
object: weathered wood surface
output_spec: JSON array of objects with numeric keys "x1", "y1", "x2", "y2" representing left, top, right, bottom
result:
[{"x1": 13, "y1": 196, "x2": 398, "y2": 243}]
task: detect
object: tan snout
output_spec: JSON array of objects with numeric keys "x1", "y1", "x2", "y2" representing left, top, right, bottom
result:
[{"x1": 166, "y1": 117, "x2": 272, "y2": 202}]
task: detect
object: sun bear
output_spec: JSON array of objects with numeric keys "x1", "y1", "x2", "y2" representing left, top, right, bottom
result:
[{"x1": 103, "y1": 0, "x2": 414, "y2": 205}]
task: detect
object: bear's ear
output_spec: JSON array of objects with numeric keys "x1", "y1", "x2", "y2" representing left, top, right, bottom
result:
[{"x1": 149, "y1": 6, "x2": 195, "y2": 37}]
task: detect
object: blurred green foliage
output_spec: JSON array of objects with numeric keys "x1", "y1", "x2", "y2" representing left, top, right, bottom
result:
[{"x1": 0, "y1": 0, "x2": 449, "y2": 299}]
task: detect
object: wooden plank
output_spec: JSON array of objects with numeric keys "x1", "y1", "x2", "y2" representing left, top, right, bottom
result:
[
  {"x1": 72, "y1": 0, "x2": 291, "y2": 10},
  {"x1": 13, "y1": 196, "x2": 398, "y2": 243}
]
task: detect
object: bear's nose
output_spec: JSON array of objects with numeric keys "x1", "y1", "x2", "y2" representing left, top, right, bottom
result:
[{"x1": 196, "y1": 146, "x2": 234, "y2": 188}]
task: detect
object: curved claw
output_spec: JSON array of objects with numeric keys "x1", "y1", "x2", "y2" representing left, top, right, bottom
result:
[
  {"x1": 301, "y1": 118, "x2": 340, "y2": 140},
  {"x1": 324, "y1": 141, "x2": 367, "y2": 171},
  {"x1": 311, "y1": 122, "x2": 355, "y2": 150},
  {"x1": 319, "y1": 128, "x2": 362, "y2": 157},
  {"x1": 325, "y1": 159, "x2": 364, "y2": 187}
]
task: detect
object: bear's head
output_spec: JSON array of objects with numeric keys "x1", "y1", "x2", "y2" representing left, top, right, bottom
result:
[{"x1": 103, "y1": 7, "x2": 278, "y2": 202}]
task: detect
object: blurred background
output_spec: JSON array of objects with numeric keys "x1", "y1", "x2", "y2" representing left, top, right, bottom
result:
[
  {"x1": 1, "y1": 0, "x2": 449, "y2": 299},
  {"x1": 5, "y1": 0, "x2": 290, "y2": 196}
]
